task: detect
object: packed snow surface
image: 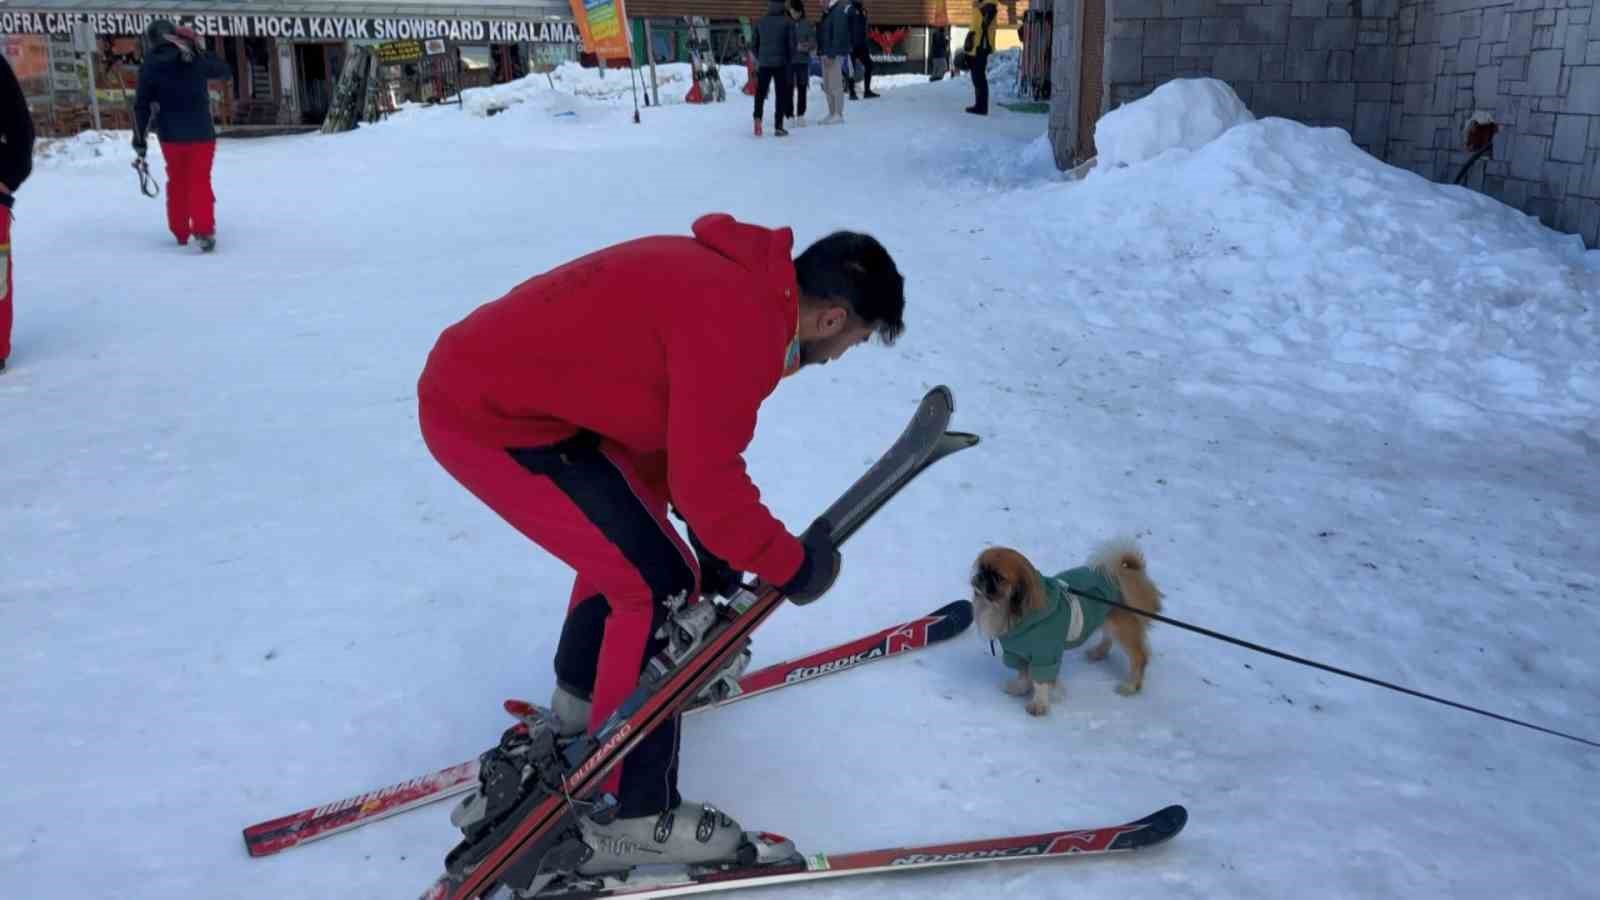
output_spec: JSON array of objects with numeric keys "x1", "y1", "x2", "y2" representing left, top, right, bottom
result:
[{"x1": 4, "y1": 58, "x2": 1598, "y2": 900}]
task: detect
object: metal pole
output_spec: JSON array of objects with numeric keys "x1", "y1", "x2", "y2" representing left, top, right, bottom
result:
[
  {"x1": 88, "y1": 50, "x2": 103, "y2": 130},
  {"x1": 643, "y1": 18, "x2": 660, "y2": 107},
  {"x1": 74, "y1": 21, "x2": 103, "y2": 130}
]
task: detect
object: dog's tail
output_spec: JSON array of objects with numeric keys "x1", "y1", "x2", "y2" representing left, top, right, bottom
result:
[{"x1": 1089, "y1": 537, "x2": 1163, "y2": 617}]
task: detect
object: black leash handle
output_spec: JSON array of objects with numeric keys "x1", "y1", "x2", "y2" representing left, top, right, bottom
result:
[
  {"x1": 132, "y1": 158, "x2": 159, "y2": 198},
  {"x1": 1068, "y1": 587, "x2": 1600, "y2": 751}
]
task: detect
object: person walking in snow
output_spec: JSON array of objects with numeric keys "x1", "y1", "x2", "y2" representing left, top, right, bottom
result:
[
  {"x1": 750, "y1": 0, "x2": 797, "y2": 136},
  {"x1": 817, "y1": 0, "x2": 852, "y2": 123},
  {"x1": 846, "y1": 0, "x2": 878, "y2": 100},
  {"x1": 0, "y1": 51, "x2": 34, "y2": 374},
  {"x1": 788, "y1": 0, "x2": 817, "y2": 126},
  {"x1": 415, "y1": 212, "x2": 906, "y2": 876},
  {"x1": 966, "y1": 0, "x2": 998, "y2": 115},
  {"x1": 132, "y1": 19, "x2": 233, "y2": 252}
]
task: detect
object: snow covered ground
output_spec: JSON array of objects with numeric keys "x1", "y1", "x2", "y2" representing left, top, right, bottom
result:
[{"x1": 4, "y1": 62, "x2": 1599, "y2": 900}]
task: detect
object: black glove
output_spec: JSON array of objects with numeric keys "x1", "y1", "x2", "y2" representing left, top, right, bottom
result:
[
  {"x1": 687, "y1": 527, "x2": 743, "y2": 599},
  {"x1": 779, "y1": 519, "x2": 840, "y2": 605}
]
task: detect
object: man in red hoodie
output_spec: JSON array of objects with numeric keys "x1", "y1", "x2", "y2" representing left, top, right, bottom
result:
[{"x1": 416, "y1": 212, "x2": 905, "y2": 874}]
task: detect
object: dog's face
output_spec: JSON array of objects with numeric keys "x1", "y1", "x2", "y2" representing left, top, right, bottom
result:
[{"x1": 971, "y1": 547, "x2": 1045, "y2": 639}]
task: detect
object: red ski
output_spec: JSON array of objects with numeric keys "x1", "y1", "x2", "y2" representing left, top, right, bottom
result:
[
  {"x1": 243, "y1": 600, "x2": 973, "y2": 858},
  {"x1": 448, "y1": 805, "x2": 1187, "y2": 899}
]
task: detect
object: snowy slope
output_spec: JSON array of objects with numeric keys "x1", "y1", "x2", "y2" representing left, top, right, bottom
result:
[{"x1": 3, "y1": 66, "x2": 1598, "y2": 900}]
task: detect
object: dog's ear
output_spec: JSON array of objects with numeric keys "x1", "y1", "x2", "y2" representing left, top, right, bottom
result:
[
  {"x1": 971, "y1": 558, "x2": 1001, "y2": 597},
  {"x1": 1007, "y1": 581, "x2": 1026, "y2": 618}
]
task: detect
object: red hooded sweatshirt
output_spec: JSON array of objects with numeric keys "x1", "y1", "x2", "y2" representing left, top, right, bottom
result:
[{"x1": 417, "y1": 213, "x2": 807, "y2": 587}]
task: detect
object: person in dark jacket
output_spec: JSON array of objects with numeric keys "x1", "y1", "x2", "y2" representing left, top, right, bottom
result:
[
  {"x1": 749, "y1": 0, "x2": 796, "y2": 136},
  {"x1": 817, "y1": 0, "x2": 851, "y2": 123},
  {"x1": 133, "y1": 19, "x2": 233, "y2": 251},
  {"x1": 788, "y1": 0, "x2": 817, "y2": 126},
  {"x1": 845, "y1": 0, "x2": 878, "y2": 100},
  {"x1": 967, "y1": 0, "x2": 998, "y2": 115},
  {"x1": 0, "y1": 52, "x2": 34, "y2": 373}
]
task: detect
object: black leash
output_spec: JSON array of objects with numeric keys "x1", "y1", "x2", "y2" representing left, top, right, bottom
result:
[
  {"x1": 1063, "y1": 587, "x2": 1600, "y2": 751},
  {"x1": 132, "y1": 98, "x2": 160, "y2": 198},
  {"x1": 132, "y1": 157, "x2": 159, "y2": 198}
]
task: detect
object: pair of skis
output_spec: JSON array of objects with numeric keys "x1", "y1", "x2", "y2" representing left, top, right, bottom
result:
[
  {"x1": 241, "y1": 598, "x2": 976, "y2": 858},
  {"x1": 242, "y1": 387, "x2": 1187, "y2": 898}
]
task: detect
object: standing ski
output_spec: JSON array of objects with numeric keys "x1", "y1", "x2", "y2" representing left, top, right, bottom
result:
[
  {"x1": 241, "y1": 599, "x2": 973, "y2": 858},
  {"x1": 420, "y1": 386, "x2": 980, "y2": 900},
  {"x1": 522, "y1": 804, "x2": 1187, "y2": 899}
]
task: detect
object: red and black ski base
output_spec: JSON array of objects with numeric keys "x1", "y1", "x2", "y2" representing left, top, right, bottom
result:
[
  {"x1": 517, "y1": 804, "x2": 1188, "y2": 899},
  {"x1": 241, "y1": 599, "x2": 973, "y2": 858}
]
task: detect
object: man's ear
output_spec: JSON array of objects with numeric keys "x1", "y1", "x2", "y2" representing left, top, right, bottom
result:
[{"x1": 817, "y1": 304, "x2": 848, "y2": 336}]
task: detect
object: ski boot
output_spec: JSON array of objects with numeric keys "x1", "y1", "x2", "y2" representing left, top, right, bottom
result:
[
  {"x1": 196, "y1": 234, "x2": 216, "y2": 253},
  {"x1": 575, "y1": 800, "x2": 747, "y2": 874}
]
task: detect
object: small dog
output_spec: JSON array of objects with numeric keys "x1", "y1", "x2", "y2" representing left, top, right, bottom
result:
[{"x1": 971, "y1": 538, "x2": 1164, "y2": 716}]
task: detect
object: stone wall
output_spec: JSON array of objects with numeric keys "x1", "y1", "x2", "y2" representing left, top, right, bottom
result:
[
  {"x1": 1099, "y1": 0, "x2": 1401, "y2": 157},
  {"x1": 1389, "y1": 0, "x2": 1600, "y2": 245},
  {"x1": 1049, "y1": 0, "x2": 1600, "y2": 246}
]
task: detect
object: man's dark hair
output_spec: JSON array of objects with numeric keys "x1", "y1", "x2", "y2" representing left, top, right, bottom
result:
[{"x1": 794, "y1": 231, "x2": 905, "y2": 344}]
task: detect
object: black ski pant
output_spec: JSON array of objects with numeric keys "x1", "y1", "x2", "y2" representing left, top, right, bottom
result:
[
  {"x1": 851, "y1": 49, "x2": 874, "y2": 95},
  {"x1": 971, "y1": 50, "x2": 990, "y2": 113},
  {"x1": 790, "y1": 63, "x2": 809, "y2": 118},
  {"x1": 754, "y1": 65, "x2": 790, "y2": 127}
]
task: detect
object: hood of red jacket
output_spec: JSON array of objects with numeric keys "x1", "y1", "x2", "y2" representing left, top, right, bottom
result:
[
  {"x1": 692, "y1": 213, "x2": 798, "y2": 298},
  {"x1": 692, "y1": 213, "x2": 802, "y2": 373}
]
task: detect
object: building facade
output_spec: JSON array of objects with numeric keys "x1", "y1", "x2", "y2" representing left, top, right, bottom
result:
[
  {"x1": 2, "y1": 0, "x2": 581, "y2": 133},
  {"x1": 1047, "y1": 0, "x2": 1600, "y2": 248}
]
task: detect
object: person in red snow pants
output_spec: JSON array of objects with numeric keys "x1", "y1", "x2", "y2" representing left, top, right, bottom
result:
[
  {"x1": 0, "y1": 205, "x2": 14, "y2": 370},
  {"x1": 415, "y1": 212, "x2": 907, "y2": 874},
  {"x1": 160, "y1": 141, "x2": 217, "y2": 243},
  {"x1": 1, "y1": 50, "x2": 35, "y2": 371},
  {"x1": 132, "y1": 19, "x2": 232, "y2": 251}
]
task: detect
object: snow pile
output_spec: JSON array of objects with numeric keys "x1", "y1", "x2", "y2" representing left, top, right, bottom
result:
[
  {"x1": 1092, "y1": 77, "x2": 1255, "y2": 169},
  {"x1": 34, "y1": 129, "x2": 142, "y2": 169},
  {"x1": 6, "y1": 63, "x2": 1600, "y2": 900},
  {"x1": 1031, "y1": 114, "x2": 1599, "y2": 428},
  {"x1": 458, "y1": 61, "x2": 752, "y2": 117},
  {"x1": 984, "y1": 47, "x2": 1022, "y2": 94}
]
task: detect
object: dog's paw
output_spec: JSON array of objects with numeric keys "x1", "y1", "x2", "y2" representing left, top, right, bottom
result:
[
  {"x1": 1003, "y1": 675, "x2": 1031, "y2": 696},
  {"x1": 1116, "y1": 681, "x2": 1142, "y2": 696},
  {"x1": 1025, "y1": 699, "x2": 1050, "y2": 717}
]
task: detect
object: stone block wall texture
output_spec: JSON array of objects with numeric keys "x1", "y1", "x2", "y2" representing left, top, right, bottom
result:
[
  {"x1": 1391, "y1": 0, "x2": 1600, "y2": 245},
  {"x1": 1099, "y1": 0, "x2": 1398, "y2": 157},
  {"x1": 1069, "y1": 0, "x2": 1600, "y2": 246}
]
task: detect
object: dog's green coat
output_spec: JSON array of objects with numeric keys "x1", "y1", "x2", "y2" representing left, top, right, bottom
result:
[{"x1": 1000, "y1": 567, "x2": 1118, "y2": 682}]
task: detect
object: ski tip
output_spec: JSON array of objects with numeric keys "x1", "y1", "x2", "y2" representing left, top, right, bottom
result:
[
  {"x1": 930, "y1": 599, "x2": 975, "y2": 633},
  {"x1": 1140, "y1": 804, "x2": 1188, "y2": 839},
  {"x1": 926, "y1": 384, "x2": 955, "y2": 409}
]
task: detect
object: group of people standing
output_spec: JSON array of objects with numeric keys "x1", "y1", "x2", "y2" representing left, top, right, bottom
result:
[
  {"x1": 749, "y1": 0, "x2": 999, "y2": 136},
  {"x1": 749, "y1": 0, "x2": 879, "y2": 136}
]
